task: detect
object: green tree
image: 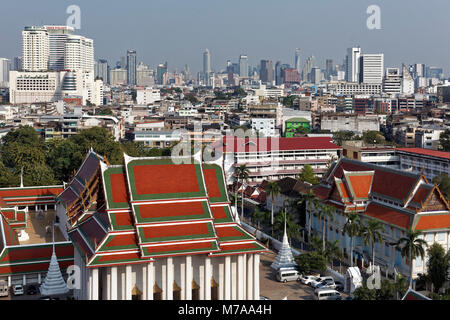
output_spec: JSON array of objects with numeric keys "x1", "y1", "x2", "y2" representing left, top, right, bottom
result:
[
  {"x1": 362, "y1": 131, "x2": 386, "y2": 145},
  {"x1": 343, "y1": 212, "x2": 361, "y2": 266},
  {"x1": 282, "y1": 95, "x2": 295, "y2": 107},
  {"x1": 266, "y1": 181, "x2": 281, "y2": 235},
  {"x1": 426, "y1": 243, "x2": 450, "y2": 293},
  {"x1": 353, "y1": 283, "x2": 377, "y2": 300},
  {"x1": 316, "y1": 203, "x2": 334, "y2": 251},
  {"x1": 433, "y1": 173, "x2": 450, "y2": 202},
  {"x1": 297, "y1": 164, "x2": 319, "y2": 185},
  {"x1": 0, "y1": 160, "x2": 17, "y2": 187},
  {"x1": 295, "y1": 251, "x2": 327, "y2": 274},
  {"x1": 46, "y1": 139, "x2": 81, "y2": 182},
  {"x1": 332, "y1": 130, "x2": 356, "y2": 146},
  {"x1": 361, "y1": 219, "x2": 384, "y2": 267},
  {"x1": 323, "y1": 240, "x2": 343, "y2": 264},
  {"x1": 69, "y1": 127, "x2": 123, "y2": 164},
  {"x1": 236, "y1": 165, "x2": 250, "y2": 221},
  {"x1": 298, "y1": 189, "x2": 320, "y2": 244},
  {"x1": 396, "y1": 228, "x2": 428, "y2": 288},
  {"x1": 273, "y1": 210, "x2": 300, "y2": 244},
  {"x1": 439, "y1": 129, "x2": 450, "y2": 151}
]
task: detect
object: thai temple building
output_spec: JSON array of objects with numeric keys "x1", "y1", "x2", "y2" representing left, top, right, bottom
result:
[
  {"x1": 0, "y1": 184, "x2": 73, "y2": 288},
  {"x1": 56, "y1": 150, "x2": 266, "y2": 300},
  {"x1": 310, "y1": 157, "x2": 450, "y2": 280}
]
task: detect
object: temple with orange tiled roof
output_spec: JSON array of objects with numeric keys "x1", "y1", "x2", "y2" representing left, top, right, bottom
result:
[
  {"x1": 56, "y1": 150, "x2": 266, "y2": 300},
  {"x1": 309, "y1": 157, "x2": 450, "y2": 281}
]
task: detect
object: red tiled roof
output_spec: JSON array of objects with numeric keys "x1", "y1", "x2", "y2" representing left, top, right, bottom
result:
[
  {"x1": 134, "y1": 164, "x2": 200, "y2": 196},
  {"x1": 213, "y1": 136, "x2": 341, "y2": 153},
  {"x1": 397, "y1": 148, "x2": 450, "y2": 160},
  {"x1": 415, "y1": 214, "x2": 450, "y2": 231},
  {"x1": 410, "y1": 185, "x2": 433, "y2": 204},
  {"x1": 365, "y1": 203, "x2": 411, "y2": 229},
  {"x1": 110, "y1": 173, "x2": 129, "y2": 204},
  {"x1": 346, "y1": 174, "x2": 373, "y2": 199}
]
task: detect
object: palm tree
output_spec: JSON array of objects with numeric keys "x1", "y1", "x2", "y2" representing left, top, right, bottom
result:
[
  {"x1": 396, "y1": 228, "x2": 428, "y2": 288},
  {"x1": 324, "y1": 240, "x2": 344, "y2": 265},
  {"x1": 266, "y1": 181, "x2": 280, "y2": 236},
  {"x1": 236, "y1": 165, "x2": 249, "y2": 221},
  {"x1": 361, "y1": 219, "x2": 384, "y2": 269},
  {"x1": 343, "y1": 212, "x2": 361, "y2": 267},
  {"x1": 273, "y1": 209, "x2": 301, "y2": 245},
  {"x1": 316, "y1": 203, "x2": 334, "y2": 252},
  {"x1": 298, "y1": 189, "x2": 319, "y2": 244},
  {"x1": 310, "y1": 235, "x2": 323, "y2": 253}
]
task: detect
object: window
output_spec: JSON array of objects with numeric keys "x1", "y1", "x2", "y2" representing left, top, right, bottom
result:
[
  {"x1": 437, "y1": 232, "x2": 445, "y2": 241},
  {"x1": 385, "y1": 244, "x2": 389, "y2": 257},
  {"x1": 415, "y1": 256, "x2": 423, "y2": 267},
  {"x1": 426, "y1": 234, "x2": 434, "y2": 242}
]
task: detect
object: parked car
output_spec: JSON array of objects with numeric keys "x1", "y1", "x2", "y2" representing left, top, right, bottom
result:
[
  {"x1": 26, "y1": 285, "x2": 37, "y2": 295},
  {"x1": 0, "y1": 280, "x2": 8, "y2": 297},
  {"x1": 334, "y1": 281, "x2": 344, "y2": 291},
  {"x1": 311, "y1": 276, "x2": 334, "y2": 288},
  {"x1": 301, "y1": 275, "x2": 321, "y2": 286},
  {"x1": 12, "y1": 285, "x2": 24, "y2": 296},
  {"x1": 276, "y1": 269, "x2": 302, "y2": 283},
  {"x1": 259, "y1": 296, "x2": 270, "y2": 300},
  {"x1": 314, "y1": 289, "x2": 342, "y2": 300},
  {"x1": 314, "y1": 279, "x2": 336, "y2": 292}
]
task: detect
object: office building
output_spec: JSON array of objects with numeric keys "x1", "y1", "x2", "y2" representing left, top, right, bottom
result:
[
  {"x1": 383, "y1": 68, "x2": 402, "y2": 94},
  {"x1": 109, "y1": 68, "x2": 127, "y2": 86},
  {"x1": 126, "y1": 49, "x2": 137, "y2": 86},
  {"x1": 95, "y1": 59, "x2": 109, "y2": 83},
  {"x1": 360, "y1": 54, "x2": 384, "y2": 84},
  {"x1": 203, "y1": 49, "x2": 211, "y2": 86},
  {"x1": 0, "y1": 58, "x2": 11, "y2": 87},
  {"x1": 294, "y1": 48, "x2": 301, "y2": 75},
  {"x1": 345, "y1": 47, "x2": 361, "y2": 82},
  {"x1": 44, "y1": 25, "x2": 75, "y2": 71},
  {"x1": 239, "y1": 55, "x2": 248, "y2": 78},
  {"x1": 260, "y1": 60, "x2": 274, "y2": 85},
  {"x1": 64, "y1": 35, "x2": 94, "y2": 72}
]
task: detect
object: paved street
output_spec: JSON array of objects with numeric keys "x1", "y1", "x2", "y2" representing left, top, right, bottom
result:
[
  {"x1": 259, "y1": 250, "x2": 316, "y2": 300},
  {"x1": 259, "y1": 250, "x2": 348, "y2": 300}
]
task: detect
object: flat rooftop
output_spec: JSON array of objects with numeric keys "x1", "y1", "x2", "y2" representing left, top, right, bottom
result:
[{"x1": 18, "y1": 210, "x2": 66, "y2": 245}]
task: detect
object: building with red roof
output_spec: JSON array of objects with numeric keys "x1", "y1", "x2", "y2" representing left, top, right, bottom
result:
[
  {"x1": 56, "y1": 150, "x2": 265, "y2": 300},
  {"x1": 211, "y1": 136, "x2": 341, "y2": 186},
  {"x1": 396, "y1": 148, "x2": 450, "y2": 182},
  {"x1": 310, "y1": 157, "x2": 450, "y2": 280}
]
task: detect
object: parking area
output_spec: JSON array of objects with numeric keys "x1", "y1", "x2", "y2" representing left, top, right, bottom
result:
[
  {"x1": 259, "y1": 250, "x2": 348, "y2": 300},
  {"x1": 0, "y1": 285, "x2": 72, "y2": 300}
]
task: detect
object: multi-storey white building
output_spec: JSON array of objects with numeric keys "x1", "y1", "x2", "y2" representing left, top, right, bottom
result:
[
  {"x1": 327, "y1": 82, "x2": 382, "y2": 95},
  {"x1": 65, "y1": 35, "x2": 94, "y2": 72},
  {"x1": 22, "y1": 26, "x2": 49, "y2": 72},
  {"x1": 136, "y1": 88, "x2": 161, "y2": 105},
  {"x1": 396, "y1": 148, "x2": 450, "y2": 182},
  {"x1": 44, "y1": 25, "x2": 75, "y2": 71},
  {"x1": 360, "y1": 54, "x2": 384, "y2": 84},
  {"x1": 212, "y1": 136, "x2": 342, "y2": 185},
  {"x1": 251, "y1": 118, "x2": 277, "y2": 137}
]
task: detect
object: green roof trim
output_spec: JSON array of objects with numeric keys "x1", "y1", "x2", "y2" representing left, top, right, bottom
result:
[
  {"x1": 213, "y1": 205, "x2": 234, "y2": 223},
  {"x1": 133, "y1": 201, "x2": 211, "y2": 224},
  {"x1": 97, "y1": 234, "x2": 139, "y2": 252},
  {"x1": 137, "y1": 222, "x2": 216, "y2": 243},
  {"x1": 141, "y1": 240, "x2": 218, "y2": 257},
  {"x1": 203, "y1": 164, "x2": 228, "y2": 203},
  {"x1": 109, "y1": 212, "x2": 134, "y2": 231},
  {"x1": 103, "y1": 167, "x2": 130, "y2": 210},
  {"x1": 217, "y1": 225, "x2": 254, "y2": 242}
]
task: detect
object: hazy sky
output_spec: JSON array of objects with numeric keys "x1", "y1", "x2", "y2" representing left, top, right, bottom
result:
[{"x1": 1, "y1": 0, "x2": 449, "y2": 75}]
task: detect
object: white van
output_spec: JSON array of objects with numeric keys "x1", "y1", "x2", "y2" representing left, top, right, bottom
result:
[
  {"x1": 276, "y1": 270, "x2": 302, "y2": 283},
  {"x1": 315, "y1": 289, "x2": 342, "y2": 300},
  {"x1": 0, "y1": 280, "x2": 8, "y2": 297}
]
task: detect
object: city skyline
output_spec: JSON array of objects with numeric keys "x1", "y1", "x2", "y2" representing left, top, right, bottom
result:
[{"x1": 0, "y1": 0, "x2": 449, "y2": 75}]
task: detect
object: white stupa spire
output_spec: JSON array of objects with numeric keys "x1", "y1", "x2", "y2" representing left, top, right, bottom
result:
[
  {"x1": 271, "y1": 211, "x2": 298, "y2": 271},
  {"x1": 40, "y1": 223, "x2": 69, "y2": 296},
  {"x1": 20, "y1": 167, "x2": 23, "y2": 188}
]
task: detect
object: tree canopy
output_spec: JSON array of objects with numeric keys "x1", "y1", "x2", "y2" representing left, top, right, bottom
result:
[{"x1": 298, "y1": 164, "x2": 319, "y2": 185}]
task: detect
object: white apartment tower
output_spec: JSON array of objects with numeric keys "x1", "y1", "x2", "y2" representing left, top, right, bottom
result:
[
  {"x1": 22, "y1": 26, "x2": 49, "y2": 71},
  {"x1": 402, "y1": 64, "x2": 414, "y2": 95},
  {"x1": 345, "y1": 47, "x2": 361, "y2": 82},
  {"x1": 360, "y1": 54, "x2": 384, "y2": 84},
  {"x1": 44, "y1": 25, "x2": 75, "y2": 71},
  {"x1": 65, "y1": 35, "x2": 94, "y2": 72}
]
